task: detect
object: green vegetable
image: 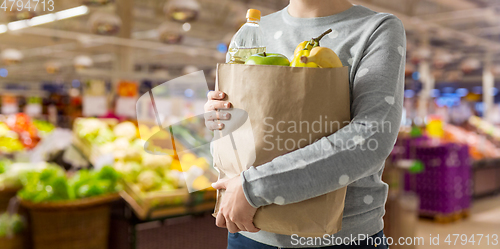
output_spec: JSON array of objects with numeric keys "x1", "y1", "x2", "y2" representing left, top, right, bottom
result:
[
  {"x1": 32, "y1": 120, "x2": 55, "y2": 136},
  {"x1": 18, "y1": 165, "x2": 120, "y2": 203},
  {"x1": 0, "y1": 213, "x2": 25, "y2": 238},
  {"x1": 137, "y1": 170, "x2": 162, "y2": 191},
  {"x1": 0, "y1": 159, "x2": 11, "y2": 174}
]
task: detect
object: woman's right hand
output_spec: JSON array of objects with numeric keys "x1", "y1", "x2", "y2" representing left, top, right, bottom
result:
[{"x1": 204, "y1": 91, "x2": 231, "y2": 131}]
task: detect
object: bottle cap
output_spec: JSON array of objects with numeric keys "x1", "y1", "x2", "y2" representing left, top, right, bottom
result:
[{"x1": 246, "y1": 9, "x2": 261, "y2": 21}]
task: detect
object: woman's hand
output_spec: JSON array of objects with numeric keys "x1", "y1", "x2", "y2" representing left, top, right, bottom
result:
[
  {"x1": 204, "y1": 91, "x2": 231, "y2": 131},
  {"x1": 212, "y1": 176, "x2": 260, "y2": 233}
]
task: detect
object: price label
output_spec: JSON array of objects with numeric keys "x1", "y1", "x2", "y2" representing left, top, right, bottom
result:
[
  {"x1": 116, "y1": 97, "x2": 137, "y2": 118},
  {"x1": 1, "y1": 103, "x2": 18, "y2": 114},
  {"x1": 25, "y1": 103, "x2": 42, "y2": 116},
  {"x1": 83, "y1": 96, "x2": 108, "y2": 116},
  {"x1": 154, "y1": 98, "x2": 173, "y2": 125}
]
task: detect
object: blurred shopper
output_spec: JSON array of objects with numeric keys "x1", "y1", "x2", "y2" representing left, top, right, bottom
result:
[{"x1": 206, "y1": 0, "x2": 406, "y2": 248}]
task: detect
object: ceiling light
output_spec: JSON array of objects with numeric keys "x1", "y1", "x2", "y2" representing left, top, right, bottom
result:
[
  {"x1": 29, "y1": 14, "x2": 57, "y2": 26},
  {"x1": 56, "y1": 5, "x2": 89, "y2": 20},
  {"x1": 1, "y1": 49, "x2": 23, "y2": 64},
  {"x1": 8, "y1": 20, "x2": 28, "y2": 31},
  {"x1": 74, "y1": 55, "x2": 93, "y2": 68},
  {"x1": 182, "y1": 22, "x2": 191, "y2": 32}
]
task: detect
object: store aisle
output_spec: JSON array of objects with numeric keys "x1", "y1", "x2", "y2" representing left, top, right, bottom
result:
[{"x1": 416, "y1": 195, "x2": 500, "y2": 249}]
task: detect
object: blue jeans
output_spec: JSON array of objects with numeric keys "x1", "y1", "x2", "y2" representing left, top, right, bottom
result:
[{"x1": 228, "y1": 230, "x2": 388, "y2": 249}]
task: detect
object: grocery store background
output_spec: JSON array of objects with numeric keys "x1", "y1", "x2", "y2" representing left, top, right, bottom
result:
[{"x1": 0, "y1": 0, "x2": 500, "y2": 248}]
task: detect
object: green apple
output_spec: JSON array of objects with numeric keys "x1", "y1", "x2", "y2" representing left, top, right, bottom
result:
[{"x1": 245, "y1": 52, "x2": 290, "y2": 66}]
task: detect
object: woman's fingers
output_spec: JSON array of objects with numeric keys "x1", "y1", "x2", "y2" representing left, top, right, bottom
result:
[
  {"x1": 240, "y1": 222, "x2": 260, "y2": 233},
  {"x1": 204, "y1": 91, "x2": 230, "y2": 131},
  {"x1": 205, "y1": 120, "x2": 224, "y2": 131},
  {"x1": 226, "y1": 219, "x2": 241, "y2": 233},
  {"x1": 207, "y1": 91, "x2": 225, "y2": 100},
  {"x1": 204, "y1": 100, "x2": 231, "y2": 112},
  {"x1": 204, "y1": 111, "x2": 231, "y2": 121},
  {"x1": 216, "y1": 210, "x2": 227, "y2": 228}
]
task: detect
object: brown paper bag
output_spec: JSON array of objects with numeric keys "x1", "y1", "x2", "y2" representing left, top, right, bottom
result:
[{"x1": 212, "y1": 63, "x2": 350, "y2": 237}]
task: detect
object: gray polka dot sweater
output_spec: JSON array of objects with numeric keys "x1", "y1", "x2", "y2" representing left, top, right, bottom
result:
[{"x1": 239, "y1": 5, "x2": 406, "y2": 247}]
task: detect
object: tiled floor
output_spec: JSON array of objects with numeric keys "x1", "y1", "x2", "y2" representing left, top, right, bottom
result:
[
  {"x1": 415, "y1": 195, "x2": 500, "y2": 249},
  {"x1": 124, "y1": 195, "x2": 500, "y2": 249}
]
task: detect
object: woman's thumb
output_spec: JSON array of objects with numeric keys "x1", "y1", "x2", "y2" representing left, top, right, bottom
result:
[{"x1": 211, "y1": 179, "x2": 227, "y2": 189}]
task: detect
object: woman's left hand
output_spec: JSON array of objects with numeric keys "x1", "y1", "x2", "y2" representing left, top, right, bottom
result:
[{"x1": 212, "y1": 176, "x2": 260, "y2": 233}]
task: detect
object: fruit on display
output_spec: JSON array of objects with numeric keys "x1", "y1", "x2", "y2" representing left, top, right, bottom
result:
[
  {"x1": 75, "y1": 118, "x2": 115, "y2": 146},
  {"x1": 0, "y1": 213, "x2": 25, "y2": 238},
  {"x1": 178, "y1": 152, "x2": 213, "y2": 191},
  {"x1": 6, "y1": 113, "x2": 40, "y2": 149},
  {"x1": 245, "y1": 52, "x2": 290, "y2": 66},
  {"x1": 113, "y1": 122, "x2": 138, "y2": 141},
  {"x1": 115, "y1": 150, "x2": 182, "y2": 193},
  {"x1": 17, "y1": 165, "x2": 120, "y2": 203},
  {"x1": 75, "y1": 118, "x2": 215, "y2": 194},
  {"x1": 0, "y1": 114, "x2": 54, "y2": 154},
  {"x1": 300, "y1": 47, "x2": 343, "y2": 68},
  {"x1": 137, "y1": 170, "x2": 162, "y2": 191},
  {"x1": 290, "y1": 29, "x2": 333, "y2": 68},
  {"x1": 32, "y1": 120, "x2": 55, "y2": 137},
  {"x1": 0, "y1": 123, "x2": 24, "y2": 153}
]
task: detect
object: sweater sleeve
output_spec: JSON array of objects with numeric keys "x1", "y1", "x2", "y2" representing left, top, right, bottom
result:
[{"x1": 241, "y1": 17, "x2": 406, "y2": 208}]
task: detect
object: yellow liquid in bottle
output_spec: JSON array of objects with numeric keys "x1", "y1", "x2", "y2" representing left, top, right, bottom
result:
[{"x1": 227, "y1": 47, "x2": 266, "y2": 64}]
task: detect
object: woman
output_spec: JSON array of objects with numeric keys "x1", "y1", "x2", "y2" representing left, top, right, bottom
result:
[{"x1": 206, "y1": 0, "x2": 406, "y2": 248}]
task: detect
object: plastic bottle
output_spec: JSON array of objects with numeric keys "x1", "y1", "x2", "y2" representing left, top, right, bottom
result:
[{"x1": 226, "y1": 9, "x2": 266, "y2": 64}]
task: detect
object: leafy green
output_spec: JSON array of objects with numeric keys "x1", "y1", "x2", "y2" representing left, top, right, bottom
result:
[
  {"x1": 0, "y1": 159, "x2": 11, "y2": 174},
  {"x1": 0, "y1": 213, "x2": 25, "y2": 238},
  {"x1": 18, "y1": 165, "x2": 121, "y2": 203}
]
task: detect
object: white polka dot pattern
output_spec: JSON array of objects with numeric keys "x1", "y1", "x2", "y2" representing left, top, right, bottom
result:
[
  {"x1": 398, "y1": 46, "x2": 404, "y2": 56},
  {"x1": 385, "y1": 96, "x2": 395, "y2": 105},
  {"x1": 358, "y1": 68, "x2": 369, "y2": 77},
  {"x1": 339, "y1": 175, "x2": 349, "y2": 185},
  {"x1": 353, "y1": 135, "x2": 365, "y2": 145},
  {"x1": 296, "y1": 160, "x2": 307, "y2": 169},
  {"x1": 328, "y1": 30, "x2": 339, "y2": 39},
  {"x1": 274, "y1": 196, "x2": 285, "y2": 205},
  {"x1": 364, "y1": 195, "x2": 373, "y2": 204},
  {"x1": 274, "y1": 31, "x2": 283, "y2": 39}
]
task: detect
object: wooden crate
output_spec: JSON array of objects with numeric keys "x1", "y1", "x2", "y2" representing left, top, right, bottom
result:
[{"x1": 121, "y1": 182, "x2": 190, "y2": 220}]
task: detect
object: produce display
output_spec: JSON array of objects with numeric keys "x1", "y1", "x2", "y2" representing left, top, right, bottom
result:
[
  {"x1": 18, "y1": 165, "x2": 120, "y2": 202},
  {"x1": 32, "y1": 120, "x2": 55, "y2": 137},
  {"x1": 0, "y1": 213, "x2": 24, "y2": 238},
  {"x1": 0, "y1": 123, "x2": 23, "y2": 153},
  {"x1": 0, "y1": 162, "x2": 49, "y2": 190},
  {"x1": 444, "y1": 124, "x2": 500, "y2": 160},
  {"x1": 0, "y1": 113, "x2": 54, "y2": 154},
  {"x1": 74, "y1": 118, "x2": 215, "y2": 194},
  {"x1": 6, "y1": 113, "x2": 40, "y2": 149},
  {"x1": 0, "y1": 159, "x2": 9, "y2": 174},
  {"x1": 398, "y1": 116, "x2": 500, "y2": 160},
  {"x1": 75, "y1": 118, "x2": 116, "y2": 146}
]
